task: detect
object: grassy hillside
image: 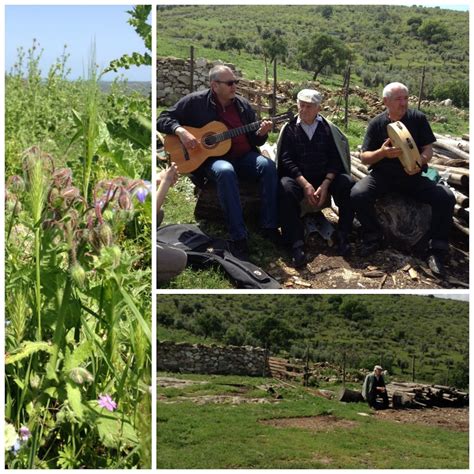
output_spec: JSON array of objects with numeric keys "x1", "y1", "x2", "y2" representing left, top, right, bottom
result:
[
  {"x1": 157, "y1": 294, "x2": 468, "y2": 387},
  {"x1": 157, "y1": 372, "x2": 468, "y2": 468},
  {"x1": 156, "y1": 4, "x2": 468, "y2": 98}
]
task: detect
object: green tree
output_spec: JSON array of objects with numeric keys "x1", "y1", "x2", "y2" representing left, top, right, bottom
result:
[
  {"x1": 261, "y1": 32, "x2": 288, "y2": 84},
  {"x1": 417, "y1": 19, "x2": 449, "y2": 44},
  {"x1": 298, "y1": 33, "x2": 352, "y2": 80}
]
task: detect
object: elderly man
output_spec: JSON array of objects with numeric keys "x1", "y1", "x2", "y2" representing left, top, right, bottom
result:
[
  {"x1": 157, "y1": 65, "x2": 280, "y2": 261},
  {"x1": 350, "y1": 82, "x2": 455, "y2": 277},
  {"x1": 362, "y1": 365, "x2": 389, "y2": 410},
  {"x1": 278, "y1": 89, "x2": 354, "y2": 267}
]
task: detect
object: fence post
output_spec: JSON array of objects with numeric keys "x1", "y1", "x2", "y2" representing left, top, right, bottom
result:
[
  {"x1": 417, "y1": 66, "x2": 425, "y2": 110},
  {"x1": 189, "y1": 45, "x2": 194, "y2": 94},
  {"x1": 412, "y1": 354, "x2": 416, "y2": 382},
  {"x1": 342, "y1": 351, "x2": 346, "y2": 388},
  {"x1": 272, "y1": 59, "x2": 277, "y2": 131},
  {"x1": 344, "y1": 66, "x2": 350, "y2": 131}
]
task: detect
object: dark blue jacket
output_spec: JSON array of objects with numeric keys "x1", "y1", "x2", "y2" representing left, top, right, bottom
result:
[{"x1": 157, "y1": 89, "x2": 268, "y2": 149}]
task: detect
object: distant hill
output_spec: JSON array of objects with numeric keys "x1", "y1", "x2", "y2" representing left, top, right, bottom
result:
[
  {"x1": 157, "y1": 5, "x2": 468, "y2": 98},
  {"x1": 99, "y1": 81, "x2": 151, "y2": 95},
  {"x1": 158, "y1": 294, "x2": 468, "y2": 387}
]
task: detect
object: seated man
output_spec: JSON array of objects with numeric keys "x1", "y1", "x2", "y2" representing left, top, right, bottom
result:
[
  {"x1": 362, "y1": 365, "x2": 389, "y2": 410},
  {"x1": 350, "y1": 82, "x2": 455, "y2": 277},
  {"x1": 157, "y1": 65, "x2": 280, "y2": 261},
  {"x1": 278, "y1": 89, "x2": 354, "y2": 268},
  {"x1": 157, "y1": 163, "x2": 187, "y2": 285}
]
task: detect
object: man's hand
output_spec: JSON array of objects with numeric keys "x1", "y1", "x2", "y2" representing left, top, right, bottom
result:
[
  {"x1": 157, "y1": 163, "x2": 179, "y2": 187},
  {"x1": 175, "y1": 126, "x2": 198, "y2": 150},
  {"x1": 256, "y1": 120, "x2": 273, "y2": 136},
  {"x1": 314, "y1": 181, "x2": 329, "y2": 208},
  {"x1": 381, "y1": 138, "x2": 402, "y2": 159},
  {"x1": 376, "y1": 387, "x2": 386, "y2": 393},
  {"x1": 303, "y1": 183, "x2": 318, "y2": 207}
]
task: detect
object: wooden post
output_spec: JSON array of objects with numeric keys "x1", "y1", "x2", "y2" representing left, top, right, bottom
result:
[
  {"x1": 344, "y1": 66, "x2": 350, "y2": 131},
  {"x1": 412, "y1": 354, "x2": 416, "y2": 382},
  {"x1": 272, "y1": 58, "x2": 277, "y2": 131},
  {"x1": 417, "y1": 66, "x2": 425, "y2": 110},
  {"x1": 342, "y1": 351, "x2": 346, "y2": 388},
  {"x1": 189, "y1": 45, "x2": 195, "y2": 93}
]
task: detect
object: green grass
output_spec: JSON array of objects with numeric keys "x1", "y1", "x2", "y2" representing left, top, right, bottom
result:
[{"x1": 157, "y1": 373, "x2": 468, "y2": 469}]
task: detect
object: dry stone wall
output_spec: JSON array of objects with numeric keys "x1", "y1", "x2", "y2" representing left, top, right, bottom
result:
[
  {"x1": 157, "y1": 341, "x2": 268, "y2": 376},
  {"x1": 157, "y1": 57, "x2": 240, "y2": 106}
]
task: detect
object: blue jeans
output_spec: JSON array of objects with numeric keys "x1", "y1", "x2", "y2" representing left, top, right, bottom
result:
[{"x1": 204, "y1": 151, "x2": 278, "y2": 241}]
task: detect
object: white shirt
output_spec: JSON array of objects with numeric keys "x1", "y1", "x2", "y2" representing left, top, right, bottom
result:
[{"x1": 297, "y1": 114, "x2": 323, "y2": 141}]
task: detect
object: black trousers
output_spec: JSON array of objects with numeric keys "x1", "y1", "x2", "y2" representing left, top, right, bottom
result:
[
  {"x1": 279, "y1": 174, "x2": 354, "y2": 248},
  {"x1": 367, "y1": 390, "x2": 389, "y2": 410},
  {"x1": 350, "y1": 167, "x2": 455, "y2": 250}
]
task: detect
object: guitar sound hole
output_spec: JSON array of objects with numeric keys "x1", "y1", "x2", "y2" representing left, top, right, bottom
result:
[{"x1": 203, "y1": 134, "x2": 217, "y2": 149}]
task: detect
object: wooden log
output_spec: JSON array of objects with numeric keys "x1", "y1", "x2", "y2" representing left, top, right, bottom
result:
[
  {"x1": 338, "y1": 387, "x2": 364, "y2": 403},
  {"x1": 351, "y1": 168, "x2": 366, "y2": 181},
  {"x1": 433, "y1": 142, "x2": 470, "y2": 161},
  {"x1": 454, "y1": 190, "x2": 469, "y2": 209},
  {"x1": 454, "y1": 204, "x2": 469, "y2": 221},
  {"x1": 194, "y1": 180, "x2": 261, "y2": 225},
  {"x1": 453, "y1": 217, "x2": 469, "y2": 236},
  {"x1": 430, "y1": 163, "x2": 470, "y2": 176},
  {"x1": 392, "y1": 391, "x2": 414, "y2": 408},
  {"x1": 375, "y1": 193, "x2": 431, "y2": 250},
  {"x1": 446, "y1": 172, "x2": 469, "y2": 188}
]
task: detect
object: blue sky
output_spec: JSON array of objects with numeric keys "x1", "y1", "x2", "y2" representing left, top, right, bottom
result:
[{"x1": 5, "y1": 5, "x2": 151, "y2": 81}]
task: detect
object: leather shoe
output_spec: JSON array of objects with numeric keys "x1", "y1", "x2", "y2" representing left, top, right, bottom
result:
[
  {"x1": 291, "y1": 246, "x2": 307, "y2": 268},
  {"x1": 230, "y1": 238, "x2": 250, "y2": 261},
  {"x1": 427, "y1": 253, "x2": 446, "y2": 278}
]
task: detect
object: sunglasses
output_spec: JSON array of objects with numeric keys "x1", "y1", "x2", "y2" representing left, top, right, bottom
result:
[{"x1": 215, "y1": 79, "x2": 240, "y2": 86}]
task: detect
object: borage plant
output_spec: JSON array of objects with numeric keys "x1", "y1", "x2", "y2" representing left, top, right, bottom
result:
[{"x1": 5, "y1": 146, "x2": 151, "y2": 469}]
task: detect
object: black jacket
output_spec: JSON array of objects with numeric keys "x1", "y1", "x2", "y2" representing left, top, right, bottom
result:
[{"x1": 157, "y1": 89, "x2": 267, "y2": 150}]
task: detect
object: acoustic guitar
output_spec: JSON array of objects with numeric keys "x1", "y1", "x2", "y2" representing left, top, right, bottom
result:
[
  {"x1": 386, "y1": 121, "x2": 422, "y2": 173},
  {"x1": 163, "y1": 112, "x2": 293, "y2": 173}
]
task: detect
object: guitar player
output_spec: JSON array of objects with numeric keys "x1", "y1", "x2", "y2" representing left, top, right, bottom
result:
[
  {"x1": 350, "y1": 82, "x2": 455, "y2": 277},
  {"x1": 157, "y1": 65, "x2": 281, "y2": 261}
]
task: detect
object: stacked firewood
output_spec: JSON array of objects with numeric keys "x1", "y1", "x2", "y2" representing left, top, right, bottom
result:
[
  {"x1": 350, "y1": 133, "x2": 469, "y2": 238},
  {"x1": 386, "y1": 381, "x2": 469, "y2": 408}
]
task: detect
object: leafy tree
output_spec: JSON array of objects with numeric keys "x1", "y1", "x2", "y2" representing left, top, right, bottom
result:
[
  {"x1": 339, "y1": 300, "x2": 371, "y2": 322},
  {"x1": 417, "y1": 19, "x2": 449, "y2": 44},
  {"x1": 260, "y1": 32, "x2": 288, "y2": 84},
  {"x1": 105, "y1": 6, "x2": 151, "y2": 73},
  {"x1": 432, "y1": 80, "x2": 469, "y2": 107},
  {"x1": 321, "y1": 6, "x2": 334, "y2": 19},
  {"x1": 298, "y1": 33, "x2": 352, "y2": 80},
  {"x1": 196, "y1": 312, "x2": 223, "y2": 339}
]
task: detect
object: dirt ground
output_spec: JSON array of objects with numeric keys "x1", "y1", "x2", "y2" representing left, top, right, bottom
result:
[
  {"x1": 260, "y1": 415, "x2": 358, "y2": 431},
  {"x1": 268, "y1": 210, "x2": 469, "y2": 290},
  {"x1": 374, "y1": 407, "x2": 469, "y2": 432}
]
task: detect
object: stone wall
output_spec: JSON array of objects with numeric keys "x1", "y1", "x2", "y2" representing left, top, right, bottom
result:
[
  {"x1": 157, "y1": 341, "x2": 268, "y2": 376},
  {"x1": 157, "y1": 56, "x2": 240, "y2": 106}
]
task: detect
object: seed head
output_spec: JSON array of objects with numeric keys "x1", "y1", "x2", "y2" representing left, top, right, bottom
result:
[{"x1": 70, "y1": 262, "x2": 86, "y2": 288}]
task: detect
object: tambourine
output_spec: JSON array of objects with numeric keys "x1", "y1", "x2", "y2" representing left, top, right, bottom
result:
[{"x1": 386, "y1": 121, "x2": 422, "y2": 172}]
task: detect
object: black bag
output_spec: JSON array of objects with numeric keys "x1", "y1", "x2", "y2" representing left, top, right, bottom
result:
[{"x1": 157, "y1": 224, "x2": 281, "y2": 289}]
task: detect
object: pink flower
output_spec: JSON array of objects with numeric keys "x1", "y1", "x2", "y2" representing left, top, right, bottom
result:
[
  {"x1": 98, "y1": 394, "x2": 117, "y2": 412},
  {"x1": 19, "y1": 426, "x2": 31, "y2": 441}
]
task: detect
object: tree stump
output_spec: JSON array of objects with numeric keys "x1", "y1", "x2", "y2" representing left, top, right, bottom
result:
[
  {"x1": 375, "y1": 193, "x2": 431, "y2": 251},
  {"x1": 392, "y1": 391, "x2": 415, "y2": 409},
  {"x1": 194, "y1": 181, "x2": 261, "y2": 226},
  {"x1": 338, "y1": 387, "x2": 364, "y2": 403}
]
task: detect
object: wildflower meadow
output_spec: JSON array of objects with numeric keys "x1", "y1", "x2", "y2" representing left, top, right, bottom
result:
[{"x1": 4, "y1": 6, "x2": 152, "y2": 468}]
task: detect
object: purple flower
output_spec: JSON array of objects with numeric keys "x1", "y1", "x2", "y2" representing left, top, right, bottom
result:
[
  {"x1": 133, "y1": 180, "x2": 151, "y2": 203},
  {"x1": 98, "y1": 394, "x2": 117, "y2": 412},
  {"x1": 19, "y1": 426, "x2": 31, "y2": 441}
]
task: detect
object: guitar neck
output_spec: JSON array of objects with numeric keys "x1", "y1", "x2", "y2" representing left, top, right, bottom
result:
[{"x1": 212, "y1": 121, "x2": 260, "y2": 144}]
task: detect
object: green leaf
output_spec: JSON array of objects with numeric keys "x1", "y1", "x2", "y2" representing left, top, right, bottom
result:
[
  {"x1": 113, "y1": 276, "x2": 151, "y2": 343},
  {"x1": 95, "y1": 411, "x2": 138, "y2": 449},
  {"x1": 6, "y1": 341, "x2": 53, "y2": 365},
  {"x1": 63, "y1": 340, "x2": 93, "y2": 372},
  {"x1": 65, "y1": 380, "x2": 84, "y2": 421}
]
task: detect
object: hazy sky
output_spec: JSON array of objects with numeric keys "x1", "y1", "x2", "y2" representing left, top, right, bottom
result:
[{"x1": 5, "y1": 5, "x2": 151, "y2": 81}]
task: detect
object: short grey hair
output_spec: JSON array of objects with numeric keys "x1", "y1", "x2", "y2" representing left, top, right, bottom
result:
[
  {"x1": 209, "y1": 65, "x2": 233, "y2": 83},
  {"x1": 383, "y1": 82, "x2": 408, "y2": 99}
]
